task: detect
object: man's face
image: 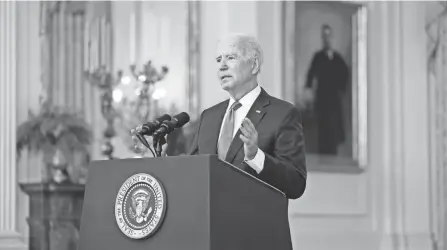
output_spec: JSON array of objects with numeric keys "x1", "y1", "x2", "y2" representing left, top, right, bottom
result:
[
  {"x1": 215, "y1": 38, "x2": 255, "y2": 92},
  {"x1": 322, "y1": 27, "x2": 333, "y2": 49}
]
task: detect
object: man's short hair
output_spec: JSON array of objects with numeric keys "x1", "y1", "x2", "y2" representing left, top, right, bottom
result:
[{"x1": 218, "y1": 33, "x2": 264, "y2": 73}]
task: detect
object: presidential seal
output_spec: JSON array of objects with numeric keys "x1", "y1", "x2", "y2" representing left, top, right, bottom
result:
[{"x1": 114, "y1": 173, "x2": 167, "y2": 239}]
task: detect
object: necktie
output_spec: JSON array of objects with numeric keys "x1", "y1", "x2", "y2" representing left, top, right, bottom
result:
[{"x1": 218, "y1": 101, "x2": 242, "y2": 161}]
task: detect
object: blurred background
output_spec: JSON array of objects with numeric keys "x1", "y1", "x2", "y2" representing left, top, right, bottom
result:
[{"x1": 0, "y1": 0, "x2": 445, "y2": 249}]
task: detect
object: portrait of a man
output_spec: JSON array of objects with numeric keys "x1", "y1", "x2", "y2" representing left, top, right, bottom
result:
[
  {"x1": 288, "y1": 1, "x2": 364, "y2": 165},
  {"x1": 305, "y1": 24, "x2": 349, "y2": 155}
]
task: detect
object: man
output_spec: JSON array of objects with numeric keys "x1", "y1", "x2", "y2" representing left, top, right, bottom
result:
[
  {"x1": 305, "y1": 24, "x2": 349, "y2": 155},
  {"x1": 188, "y1": 33, "x2": 307, "y2": 200},
  {"x1": 133, "y1": 33, "x2": 305, "y2": 249}
]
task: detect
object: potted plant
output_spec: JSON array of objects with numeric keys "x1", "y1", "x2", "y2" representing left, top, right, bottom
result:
[
  {"x1": 16, "y1": 102, "x2": 93, "y2": 250},
  {"x1": 16, "y1": 102, "x2": 93, "y2": 184}
]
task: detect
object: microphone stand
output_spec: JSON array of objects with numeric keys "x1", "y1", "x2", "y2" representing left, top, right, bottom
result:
[{"x1": 153, "y1": 134, "x2": 167, "y2": 158}]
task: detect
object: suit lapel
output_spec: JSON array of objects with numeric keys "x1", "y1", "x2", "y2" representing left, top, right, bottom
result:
[
  {"x1": 202, "y1": 100, "x2": 228, "y2": 154},
  {"x1": 225, "y1": 89, "x2": 270, "y2": 163}
]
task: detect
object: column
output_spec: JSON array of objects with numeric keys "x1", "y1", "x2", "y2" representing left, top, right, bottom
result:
[
  {"x1": 377, "y1": 1, "x2": 431, "y2": 249},
  {"x1": 0, "y1": 1, "x2": 26, "y2": 250},
  {"x1": 0, "y1": 0, "x2": 17, "y2": 235}
]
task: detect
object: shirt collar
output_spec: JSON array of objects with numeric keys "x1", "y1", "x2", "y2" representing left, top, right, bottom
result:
[{"x1": 228, "y1": 85, "x2": 262, "y2": 110}]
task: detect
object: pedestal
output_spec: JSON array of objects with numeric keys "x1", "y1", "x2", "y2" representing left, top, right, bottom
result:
[{"x1": 19, "y1": 183, "x2": 85, "y2": 250}]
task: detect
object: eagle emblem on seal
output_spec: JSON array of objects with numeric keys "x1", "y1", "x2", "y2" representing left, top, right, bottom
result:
[{"x1": 128, "y1": 189, "x2": 153, "y2": 224}]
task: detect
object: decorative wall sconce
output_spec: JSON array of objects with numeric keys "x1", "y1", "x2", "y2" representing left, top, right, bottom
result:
[
  {"x1": 128, "y1": 60, "x2": 169, "y2": 122},
  {"x1": 85, "y1": 61, "x2": 169, "y2": 159},
  {"x1": 84, "y1": 66, "x2": 121, "y2": 159}
]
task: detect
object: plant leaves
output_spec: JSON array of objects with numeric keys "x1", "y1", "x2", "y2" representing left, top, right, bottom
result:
[{"x1": 16, "y1": 104, "x2": 93, "y2": 164}]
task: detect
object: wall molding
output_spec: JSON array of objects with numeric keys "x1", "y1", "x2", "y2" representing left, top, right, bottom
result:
[
  {"x1": 379, "y1": 232, "x2": 433, "y2": 250},
  {"x1": 288, "y1": 230, "x2": 432, "y2": 250},
  {"x1": 288, "y1": 172, "x2": 369, "y2": 216},
  {"x1": 291, "y1": 231, "x2": 381, "y2": 250}
]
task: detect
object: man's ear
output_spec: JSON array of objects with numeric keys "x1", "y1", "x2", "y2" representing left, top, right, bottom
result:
[{"x1": 251, "y1": 58, "x2": 260, "y2": 74}]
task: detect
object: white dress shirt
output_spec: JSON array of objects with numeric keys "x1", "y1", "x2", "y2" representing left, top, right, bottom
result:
[
  {"x1": 326, "y1": 49, "x2": 334, "y2": 60},
  {"x1": 218, "y1": 85, "x2": 265, "y2": 173}
]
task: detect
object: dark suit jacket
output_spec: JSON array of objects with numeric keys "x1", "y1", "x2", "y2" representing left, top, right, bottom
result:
[{"x1": 188, "y1": 88, "x2": 307, "y2": 199}]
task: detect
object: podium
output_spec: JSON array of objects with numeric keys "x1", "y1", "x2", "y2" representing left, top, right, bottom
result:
[{"x1": 78, "y1": 155, "x2": 292, "y2": 250}]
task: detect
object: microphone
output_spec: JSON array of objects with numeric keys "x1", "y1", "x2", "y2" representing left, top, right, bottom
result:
[
  {"x1": 139, "y1": 114, "x2": 171, "y2": 136},
  {"x1": 153, "y1": 112, "x2": 190, "y2": 138}
]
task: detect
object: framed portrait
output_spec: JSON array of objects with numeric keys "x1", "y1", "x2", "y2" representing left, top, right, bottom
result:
[{"x1": 282, "y1": 1, "x2": 368, "y2": 172}]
